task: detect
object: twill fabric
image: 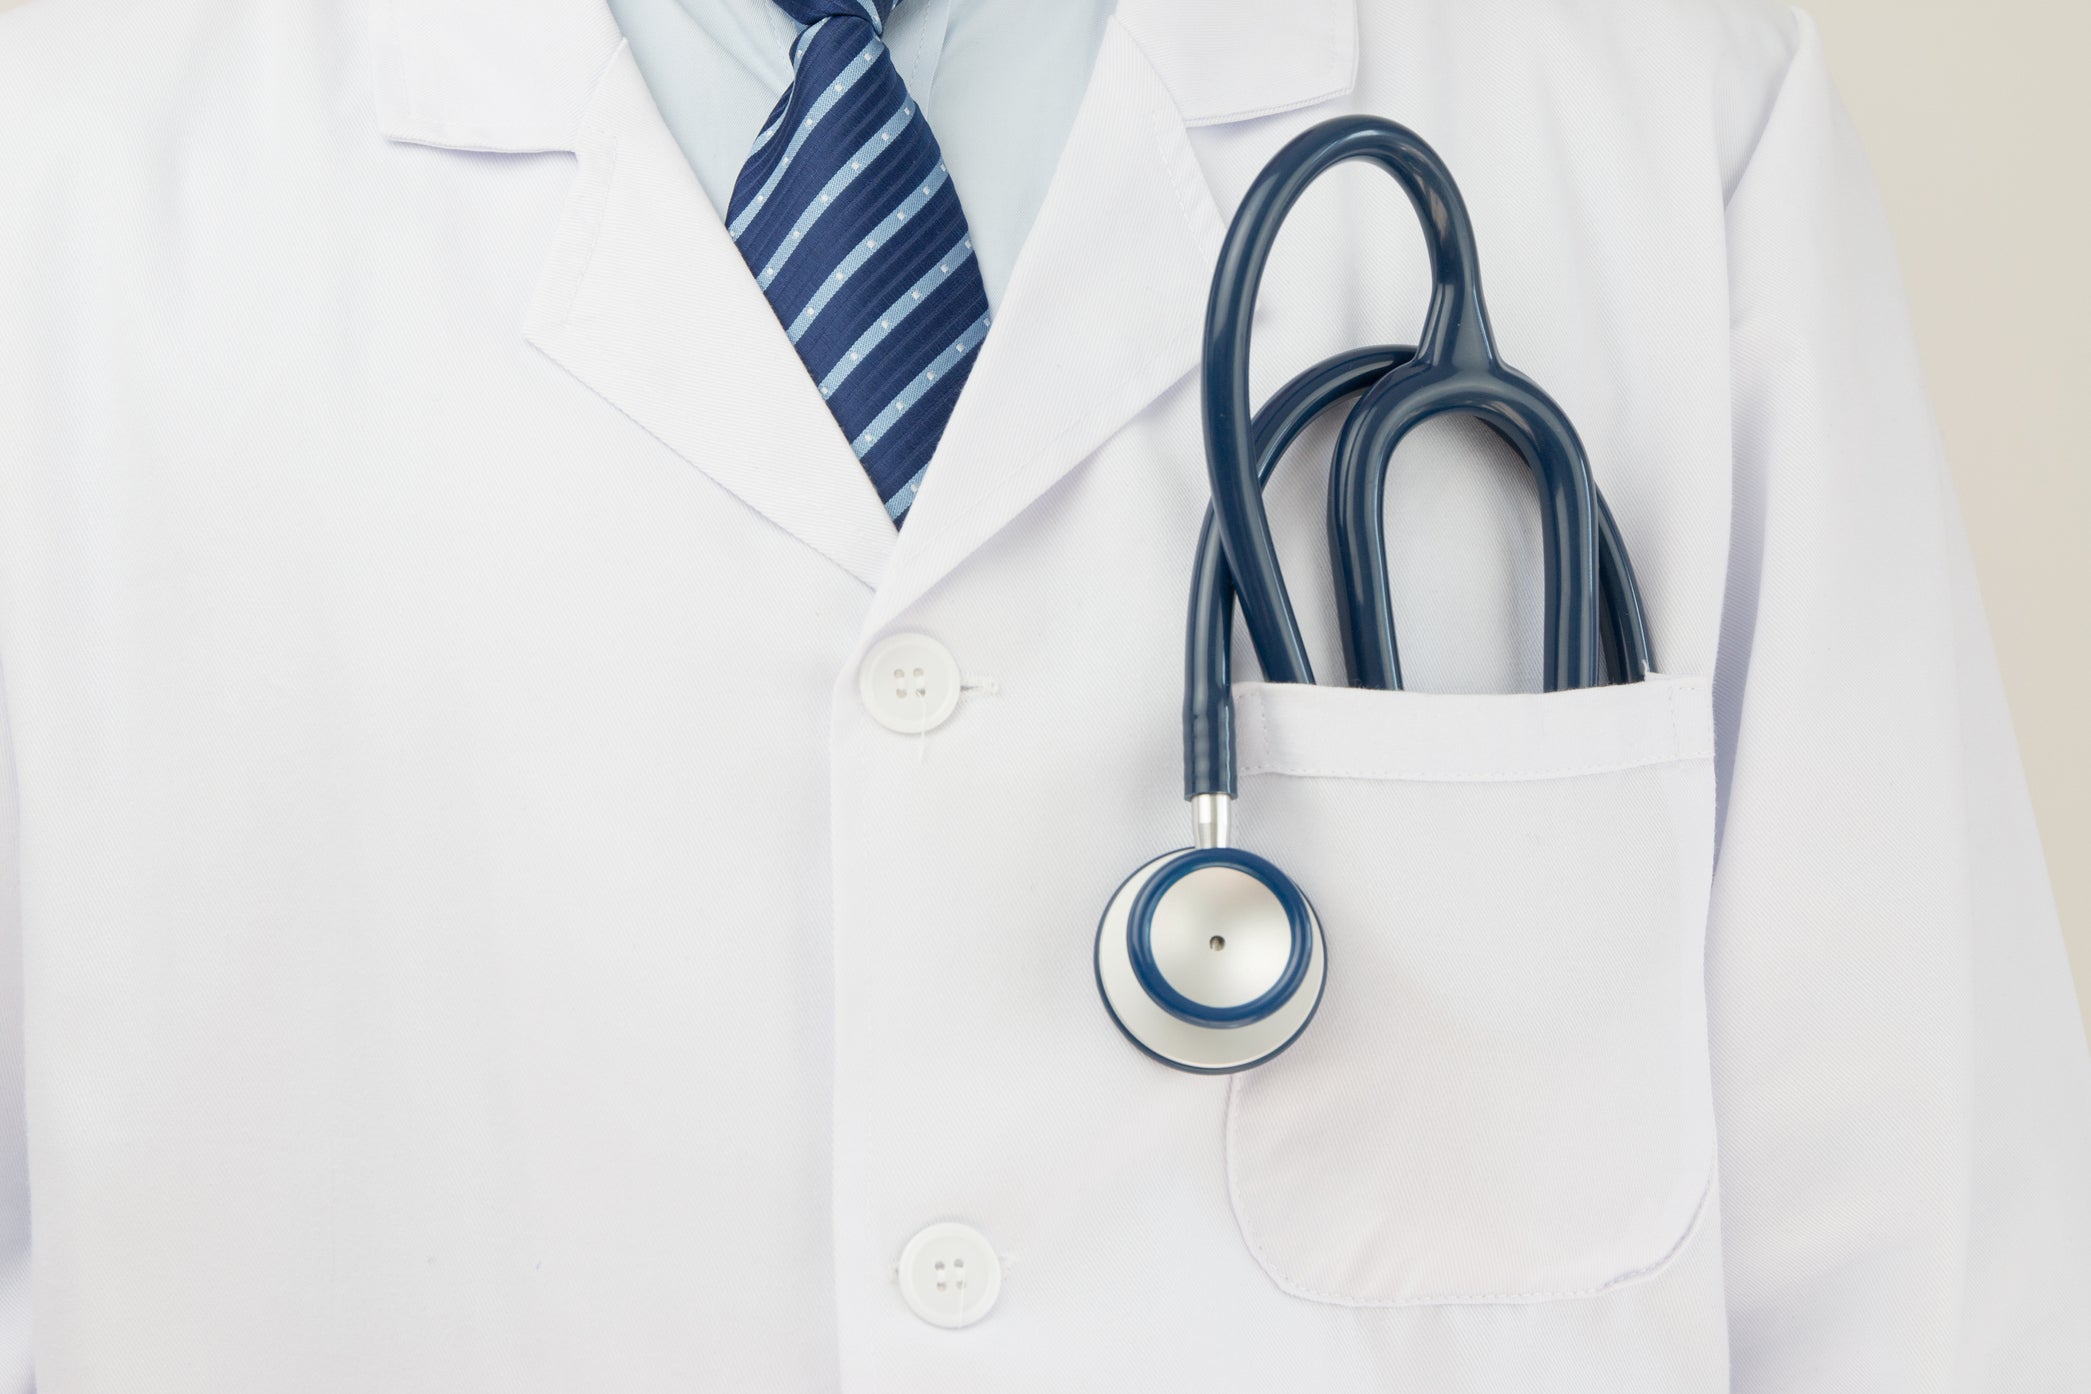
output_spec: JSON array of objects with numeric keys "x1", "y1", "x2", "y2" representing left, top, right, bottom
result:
[
  {"x1": 4, "y1": 0, "x2": 2091, "y2": 1390},
  {"x1": 728, "y1": 0, "x2": 990, "y2": 525}
]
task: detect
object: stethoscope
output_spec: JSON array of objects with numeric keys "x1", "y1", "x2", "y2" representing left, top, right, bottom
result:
[{"x1": 1095, "y1": 115, "x2": 1655, "y2": 1074}]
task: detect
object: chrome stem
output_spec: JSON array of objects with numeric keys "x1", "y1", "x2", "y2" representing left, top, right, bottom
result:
[{"x1": 1191, "y1": 793, "x2": 1232, "y2": 850}]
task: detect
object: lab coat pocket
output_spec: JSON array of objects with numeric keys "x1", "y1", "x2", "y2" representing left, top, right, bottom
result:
[{"x1": 1222, "y1": 673, "x2": 1716, "y2": 1306}]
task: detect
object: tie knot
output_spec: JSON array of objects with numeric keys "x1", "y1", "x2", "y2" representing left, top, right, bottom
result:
[{"x1": 773, "y1": 0, "x2": 898, "y2": 35}]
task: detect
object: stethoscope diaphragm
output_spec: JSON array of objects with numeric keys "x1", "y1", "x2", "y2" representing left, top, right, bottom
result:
[{"x1": 1094, "y1": 845, "x2": 1325, "y2": 1074}]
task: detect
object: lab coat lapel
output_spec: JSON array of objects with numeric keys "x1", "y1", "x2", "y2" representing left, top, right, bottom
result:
[
  {"x1": 865, "y1": 1, "x2": 1360, "y2": 628},
  {"x1": 863, "y1": 19, "x2": 1224, "y2": 628},
  {"x1": 523, "y1": 45, "x2": 899, "y2": 589},
  {"x1": 375, "y1": 13, "x2": 898, "y2": 590}
]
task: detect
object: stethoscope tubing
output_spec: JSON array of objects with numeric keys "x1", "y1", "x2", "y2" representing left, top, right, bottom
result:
[
  {"x1": 1183, "y1": 115, "x2": 1653, "y2": 802},
  {"x1": 1118, "y1": 113, "x2": 1658, "y2": 1078},
  {"x1": 1183, "y1": 344, "x2": 1410, "y2": 798}
]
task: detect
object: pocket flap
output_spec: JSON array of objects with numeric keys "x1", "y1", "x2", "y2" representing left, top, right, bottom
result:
[{"x1": 1235, "y1": 673, "x2": 1714, "y2": 784}]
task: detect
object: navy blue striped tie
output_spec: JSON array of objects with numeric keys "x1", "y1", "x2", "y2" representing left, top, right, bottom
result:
[{"x1": 728, "y1": 0, "x2": 990, "y2": 527}]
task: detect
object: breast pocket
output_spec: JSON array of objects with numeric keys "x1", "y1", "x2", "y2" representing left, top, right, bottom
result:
[{"x1": 1221, "y1": 674, "x2": 1717, "y2": 1306}]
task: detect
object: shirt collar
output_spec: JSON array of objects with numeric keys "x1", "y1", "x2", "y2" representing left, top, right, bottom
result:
[{"x1": 371, "y1": 0, "x2": 1358, "y2": 152}]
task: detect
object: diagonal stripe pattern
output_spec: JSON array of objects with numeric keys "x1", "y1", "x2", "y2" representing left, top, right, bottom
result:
[{"x1": 728, "y1": 0, "x2": 990, "y2": 526}]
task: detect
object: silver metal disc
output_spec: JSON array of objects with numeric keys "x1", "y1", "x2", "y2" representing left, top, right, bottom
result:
[{"x1": 1095, "y1": 851, "x2": 1326, "y2": 1074}]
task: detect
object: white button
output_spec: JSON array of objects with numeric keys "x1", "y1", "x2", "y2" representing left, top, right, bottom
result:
[
  {"x1": 859, "y1": 633, "x2": 962, "y2": 735},
  {"x1": 897, "y1": 1222, "x2": 1001, "y2": 1329}
]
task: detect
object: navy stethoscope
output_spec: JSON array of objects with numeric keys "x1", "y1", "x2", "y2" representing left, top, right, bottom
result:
[{"x1": 1095, "y1": 115, "x2": 1655, "y2": 1074}]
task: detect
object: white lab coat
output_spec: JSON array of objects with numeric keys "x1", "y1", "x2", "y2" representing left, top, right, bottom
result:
[{"x1": 0, "y1": 0, "x2": 2085, "y2": 1389}]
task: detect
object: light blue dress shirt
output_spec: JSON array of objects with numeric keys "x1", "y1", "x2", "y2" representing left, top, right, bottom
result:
[{"x1": 603, "y1": 0, "x2": 1119, "y2": 311}]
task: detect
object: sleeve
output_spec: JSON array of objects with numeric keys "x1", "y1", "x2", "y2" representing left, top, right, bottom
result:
[
  {"x1": 1709, "y1": 10, "x2": 2091, "y2": 1389},
  {"x1": 0, "y1": 11, "x2": 39, "y2": 1384},
  {"x1": 0, "y1": 681, "x2": 29, "y2": 1389}
]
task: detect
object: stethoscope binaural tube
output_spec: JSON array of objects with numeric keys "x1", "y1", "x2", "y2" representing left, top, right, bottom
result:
[
  {"x1": 1182, "y1": 344, "x2": 1414, "y2": 799},
  {"x1": 1201, "y1": 114, "x2": 1650, "y2": 703},
  {"x1": 1102, "y1": 115, "x2": 1655, "y2": 1076},
  {"x1": 1181, "y1": 345, "x2": 1653, "y2": 800}
]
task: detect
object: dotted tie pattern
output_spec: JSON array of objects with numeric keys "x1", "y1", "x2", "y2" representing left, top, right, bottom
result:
[{"x1": 727, "y1": 0, "x2": 992, "y2": 526}]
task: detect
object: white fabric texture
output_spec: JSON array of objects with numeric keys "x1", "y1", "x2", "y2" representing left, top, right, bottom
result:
[
  {"x1": 600, "y1": 0, "x2": 1118, "y2": 311},
  {"x1": 0, "y1": 0, "x2": 2085, "y2": 1389}
]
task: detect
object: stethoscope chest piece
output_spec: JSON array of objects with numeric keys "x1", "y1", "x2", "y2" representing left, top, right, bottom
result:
[{"x1": 1095, "y1": 846, "x2": 1326, "y2": 1074}]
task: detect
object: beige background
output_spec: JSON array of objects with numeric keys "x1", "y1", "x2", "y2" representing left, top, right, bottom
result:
[
  {"x1": 1805, "y1": 0, "x2": 2090, "y2": 1038},
  {"x1": 2, "y1": 0, "x2": 2084, "y2": 1032}
]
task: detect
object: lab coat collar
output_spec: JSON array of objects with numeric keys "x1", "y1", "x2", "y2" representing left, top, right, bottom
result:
[
  {"x1": 1115, "y1": 0, "x2": 1360, "y2": 128},
  {"x1": 370, "y1": 0, "x2": 1358, "y2": 150},
  {"x1": 370, "y1": 0, "x2": 625, "y2": 155},
  {"x1": 372, "y1": 0, "x2": 1359, "y2": 598}
]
